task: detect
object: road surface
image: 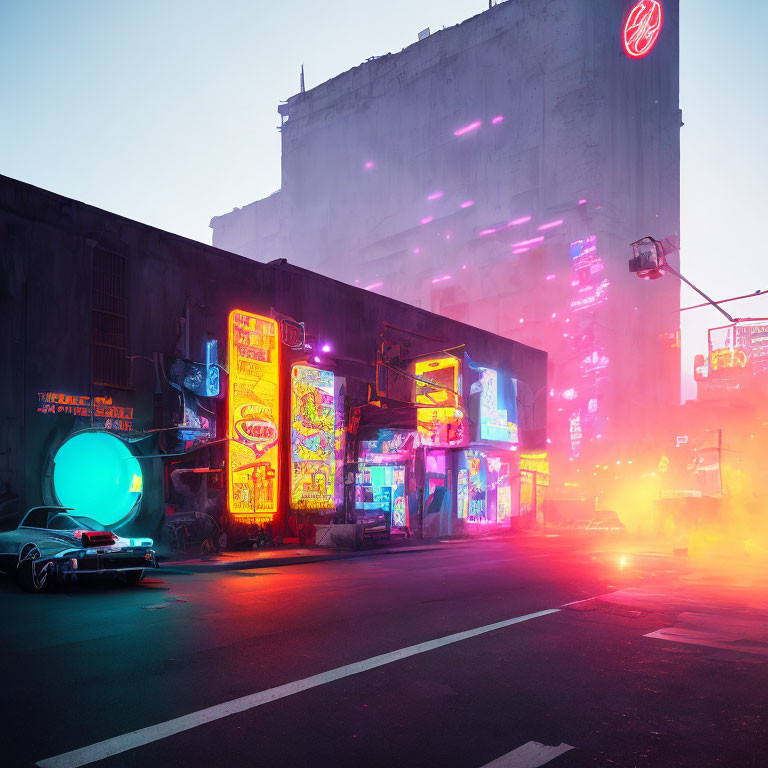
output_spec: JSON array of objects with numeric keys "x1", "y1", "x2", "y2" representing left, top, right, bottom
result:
[{"x1": 2, "y1": 534, "x2": 767, "y2": 767}]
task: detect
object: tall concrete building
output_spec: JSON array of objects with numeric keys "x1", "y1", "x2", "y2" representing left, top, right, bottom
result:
[{"x1": 211, "y1": 0, "x2": 681, "y2": 492}]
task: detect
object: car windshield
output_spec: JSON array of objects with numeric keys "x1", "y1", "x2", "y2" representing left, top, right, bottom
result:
[
  {"x1": 48, "y1": 514, "x2": 105, "y2": 532},
  {"x1": 19, "y1": 508, "x2": 106, "y2": 531}
]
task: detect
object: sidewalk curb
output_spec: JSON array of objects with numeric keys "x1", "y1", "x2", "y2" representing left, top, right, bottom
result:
[{"x1": 159, "y1": 543, "x2": 468, "y2": 574}]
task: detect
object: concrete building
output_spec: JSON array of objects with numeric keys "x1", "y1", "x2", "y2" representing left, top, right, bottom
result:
[
  {"x1": 0, "y1": 174, "x2": 546, "y2": 545},
  {"x1": 211, "y1": 0, "x2": 681, "y2": 497}
]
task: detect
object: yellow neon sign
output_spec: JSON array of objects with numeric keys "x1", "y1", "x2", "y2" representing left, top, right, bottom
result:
[
  {"x1": 290, "y1": 365, "x2": 335, "y2": 510},
  {"x1": 227, "y1": 310, "x2": 280, "y2": 522},
  {"x1": 520, "y1": 451, "x2": 550, "y2": 486},
  {"x1": 414, "y1": 356, "x2": 465, "y2": 446}
]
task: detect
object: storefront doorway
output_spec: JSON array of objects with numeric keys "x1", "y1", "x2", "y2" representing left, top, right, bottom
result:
[{"x1": 355, "y1": 463, "x2": 407, "y2": 528}]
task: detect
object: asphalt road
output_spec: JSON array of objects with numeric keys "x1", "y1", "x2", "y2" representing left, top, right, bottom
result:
[{"x1": 2, "y1": 534, "x2": 767, "y2": 768}]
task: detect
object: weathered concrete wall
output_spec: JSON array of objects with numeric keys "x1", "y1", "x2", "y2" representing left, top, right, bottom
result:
[
  {"x1": 210, "y1": 0, "x2": 680, "y2": 478},
  {"x1": 0, "y1": 174, "x2": 546, "y2": 535}
]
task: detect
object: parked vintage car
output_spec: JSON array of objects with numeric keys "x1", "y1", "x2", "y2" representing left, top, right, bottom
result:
[{"x1": 0, "y1": 506, "x2": 157, "y2": 592}]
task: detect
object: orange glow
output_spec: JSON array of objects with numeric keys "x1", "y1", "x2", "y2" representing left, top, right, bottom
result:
[
  {"x1": 227, "y1": 310, "x2": 280, "y2": 523},
  {"x1": 710, "y1": 348, "x2": 748, "y2": 371},
  {"x1": 519, "y1": 451, "x2": 550, "y2": 486},
  {"x1": 414, "y1": 356, "x2": 465, "y2": 446}
]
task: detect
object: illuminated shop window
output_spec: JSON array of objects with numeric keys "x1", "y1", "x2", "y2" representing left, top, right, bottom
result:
[
  {"x1": 227, "y1": 310, "x2": 280, "y2": 523},
  {"x1": 53, "y1": 431, "x2": 142, "y2": 528}
]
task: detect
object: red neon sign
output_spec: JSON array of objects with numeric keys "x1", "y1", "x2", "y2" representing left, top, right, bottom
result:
[{"x1": 623, "y1": 1, "x2": 663, "y2": 59}]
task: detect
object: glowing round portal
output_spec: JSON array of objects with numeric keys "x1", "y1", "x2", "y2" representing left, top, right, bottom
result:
[
  {"x1": 623, "y1": 1, "x2": 663, "y2": 59},
  {"x1": 53, "y1": 432, "x2": 143, "y2": 528}
]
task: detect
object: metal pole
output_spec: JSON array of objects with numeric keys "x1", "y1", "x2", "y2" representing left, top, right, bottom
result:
[
  {"x1": 680, "y1": 289, "x2": 765, "y2": 312},
  {"x1": 664, "y1": 263, "x2": 736, "y2": 323}
]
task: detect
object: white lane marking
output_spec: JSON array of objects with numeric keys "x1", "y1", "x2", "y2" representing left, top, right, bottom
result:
[
  {"x1": 480, "y1": 741, "x2": 574, "y2": 768},
  {"x1": 37, "y1": 608, "x2": 560, "y2": 768}
]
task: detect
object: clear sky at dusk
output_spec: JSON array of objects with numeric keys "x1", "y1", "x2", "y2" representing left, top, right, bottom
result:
[{"x1": 1, "y1": 0, "x2": 766, "y2": 399}]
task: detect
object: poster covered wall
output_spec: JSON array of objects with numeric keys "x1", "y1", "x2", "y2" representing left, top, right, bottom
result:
[{"x1": 291, "y1": 365, "x2": 336, "y2": 510}]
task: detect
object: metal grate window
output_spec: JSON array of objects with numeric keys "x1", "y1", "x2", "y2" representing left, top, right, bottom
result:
[{"x1": 92, "y1": 249, "x2": 129, "y2": 387}]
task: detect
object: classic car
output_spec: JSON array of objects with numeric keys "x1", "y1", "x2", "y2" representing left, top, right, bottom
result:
[{"x1": 0, "y1": 506, "x2": 157, "y2": 592}]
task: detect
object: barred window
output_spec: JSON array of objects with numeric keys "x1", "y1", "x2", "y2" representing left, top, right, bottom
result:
[{"x1": 92, "y1": 249, "x2": 129, "y2": 388}]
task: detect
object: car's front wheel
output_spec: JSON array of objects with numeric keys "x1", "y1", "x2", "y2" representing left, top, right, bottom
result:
[
  {"x1": 121, "y1": 570, "x2": 144, "y2": 586},
  {"x1": 17, "y1": 545, "x2": 50, "y2": 593}
]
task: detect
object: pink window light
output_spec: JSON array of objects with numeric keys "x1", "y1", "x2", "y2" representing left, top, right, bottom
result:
[
  {"x1": 454, "y1": 120, "x2": 482, "y2": 136},
  {"x1": 512, "y1": 236, "x2": 544, "y2": 248}
]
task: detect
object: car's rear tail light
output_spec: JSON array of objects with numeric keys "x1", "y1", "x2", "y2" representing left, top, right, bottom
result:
[{"x1": 82, "y1": 531, "x2": 116, "y2": 547}]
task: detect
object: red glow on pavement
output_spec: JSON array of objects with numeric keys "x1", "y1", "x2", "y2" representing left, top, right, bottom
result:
[{"x1": 454, "y1": 120, "x2": 482, "y2": 136}]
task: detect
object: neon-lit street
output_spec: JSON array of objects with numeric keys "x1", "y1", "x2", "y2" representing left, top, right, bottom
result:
[
  {"x1": 5, "y1": 535, "x2": 767, "y2": 767},
  {"x1": 2, "y1": 2, "x2": 767, "y2": 766}
]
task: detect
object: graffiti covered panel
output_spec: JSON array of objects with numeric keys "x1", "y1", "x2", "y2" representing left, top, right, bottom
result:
[
  {"x1": 227, "y1": 310, "x2": 280, "y2": 522},
  {"x1": 291, "y1": 365, "x2": 335, "y2": 510}
]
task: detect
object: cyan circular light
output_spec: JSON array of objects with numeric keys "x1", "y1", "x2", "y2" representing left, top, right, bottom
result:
[{"x1": 53, "y1": 432, "x2": 143, "y2": 528}]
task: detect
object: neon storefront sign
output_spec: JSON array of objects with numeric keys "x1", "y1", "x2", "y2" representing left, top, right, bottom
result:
[
  {"x1": 623, "y1": 1, "x2": 663, "y2": 59},
  {"x1": 477, "y1": 367, "x2": 518, "y2": 444},
  {"x1": 415, "y1": 356, "x2": 465, "y2": 447},
  {"x1": 290, "y1": 365, "x2": 335, "y2": 510},
  {"x1": 227, "y1": 310, "x2": 280, "y2": 522}
]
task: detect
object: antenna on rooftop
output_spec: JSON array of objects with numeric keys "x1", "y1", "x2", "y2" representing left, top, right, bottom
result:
[{"x1": 300, "y1": 64, "x2": 305, "y2": 94}]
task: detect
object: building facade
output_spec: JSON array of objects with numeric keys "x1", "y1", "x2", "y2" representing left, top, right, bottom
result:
[
  {"x1": 211, "y1": 0, "x2": 681, "y2": 502},
  {"x1": 0, "y1": 174, "x2": 546, "y2": 545}
]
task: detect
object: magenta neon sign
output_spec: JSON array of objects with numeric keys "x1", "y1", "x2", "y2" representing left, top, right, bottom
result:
[{"x1": 623, "y1": 1, "x2": 663, "y2": 59}]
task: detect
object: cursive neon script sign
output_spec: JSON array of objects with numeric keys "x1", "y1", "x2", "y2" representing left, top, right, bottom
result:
[{"x1": 623, "y1": 0, "x2": 663, "y2": 59}]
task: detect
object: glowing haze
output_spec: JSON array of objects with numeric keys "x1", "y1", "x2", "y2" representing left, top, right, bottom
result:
[{"x1": 0, "y1": 0, "x2": 766, "y2": 400}]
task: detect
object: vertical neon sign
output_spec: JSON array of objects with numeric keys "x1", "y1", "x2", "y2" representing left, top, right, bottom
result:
[
  {"x1": 227, "y1": 310, "x2": 280, "y2": 522},
  {"x1": 290, "y1": 365, "x2": 335, "y2": 510}
]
